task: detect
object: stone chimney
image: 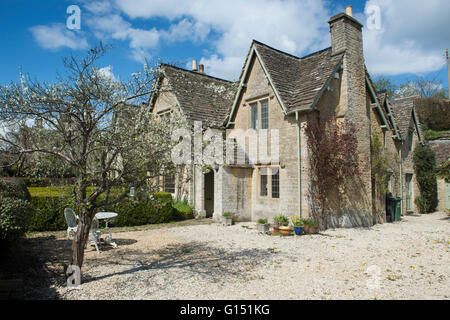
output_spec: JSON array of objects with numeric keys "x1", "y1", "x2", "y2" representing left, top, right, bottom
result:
[
  {"x1": 328, "y1": 9, "x2": 373, "y2": 226},
  {"x1": 345, "y1": 5, "x2": 353, "y2": 16},
  {"x1": 199, "y1": 64, "x2": 205, "y2": 74},
  {"x1": 192, "y1": 59, "x2": 198, "y2": 72}
]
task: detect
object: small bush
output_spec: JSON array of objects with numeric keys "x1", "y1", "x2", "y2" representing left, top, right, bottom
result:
[
  {"x1": 0, "y1": 178, "x2": 31, "y2": 201},
  {"x1": 0, "y1": 196, "x2": 33, "y2": 246},
  {"x1": 172, "y1": 202, "x2": 194, "y2": 221},
  {"x1": 257, "y1": 218, "x2": 268, "y2": 225}
]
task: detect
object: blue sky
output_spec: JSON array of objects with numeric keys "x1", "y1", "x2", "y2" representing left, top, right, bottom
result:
[{"x1": 0, "y1": 0, "x2": 449, "y2": 91}]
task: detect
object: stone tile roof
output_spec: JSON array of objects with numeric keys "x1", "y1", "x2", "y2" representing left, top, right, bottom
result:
[
  {"x1": 252, "y1": 41, "x2": 344, "y2": 112},
  {"x1": 156, "y1": 64, "x2": 238, "y2": 127},
  {"x1": 391, "y1": 97, "x2": 423, "y2": 141},
  {"x1": 429, "y1": 140, "x2": 450, "y2": 166}
]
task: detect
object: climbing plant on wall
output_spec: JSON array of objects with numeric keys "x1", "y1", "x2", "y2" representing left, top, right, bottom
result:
[{"x1": 413, "y1": 144, "x2": 438, "y2": 213}]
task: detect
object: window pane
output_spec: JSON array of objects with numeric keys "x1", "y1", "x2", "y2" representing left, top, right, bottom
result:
[
  {"x1": 260, "y1": 168, "x2": 268, "y2": 196},
  {"x1": 164, "y1": 174, "x2": 175, "y2": 193},
  {"x1": 251, "y1": 103, "x2": 258, "y2": 129},
  {"x1": 261, "y1": 100, "x2": 269, "y2": 129},
  {"x1": 271, "y1": 167, "x2": 280, "y2": 198}
]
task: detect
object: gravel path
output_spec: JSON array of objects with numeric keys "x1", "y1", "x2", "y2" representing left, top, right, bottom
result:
[{"x1": 56, "y1": 212, "x2": 449, "y2": 300}]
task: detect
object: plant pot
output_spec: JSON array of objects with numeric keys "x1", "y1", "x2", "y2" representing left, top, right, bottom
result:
[
  {"x1": 257, "y1": 224, "x2": 270, "y2": 233},
  {"x1": 279, "y1": 226, "x2": 292, "y2": 236},
  {"x1": 221, "y1": 217, "x2": 232, "y2": 226},
  {"x1": 293, "y1": 226, "x2": 304, "y2": 235},
  {"x1": 304, "y1": 225, "x2": 319, "y2": 234}
]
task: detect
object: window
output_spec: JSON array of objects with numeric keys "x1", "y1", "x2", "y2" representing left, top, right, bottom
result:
[
  {"x1": 271, "y1": 167, "x2": 280, "y2": 198},
  {"x1": 260, "y1": 168, "x2": 268, "y2": 196},
  {"x1": 164, "y1": 174, "x2": 175, "y2": 193},
  {"x1": 259, "y1": 167, "x2": 280, "y2": 198},
  {"x1": 261, "y1": 100, "x2": 269, "y2": 129},
  {"x1": 408, "y1": 130, "x2": 413, "y2": 152},
  {"x1": 251, "y1": 103, "x2": 258, "y2": 130}
]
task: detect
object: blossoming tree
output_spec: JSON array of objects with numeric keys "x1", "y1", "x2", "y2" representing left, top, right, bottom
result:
[{"x1": 0, "y1": 43, "x2": 185, "y2": 269}]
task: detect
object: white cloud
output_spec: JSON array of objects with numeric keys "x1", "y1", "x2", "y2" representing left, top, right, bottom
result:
[
  {"x1": 362, "y1": 0, "x2": 449, "y2": 75},
  {"x1": 114, "y1": 0, "x2": 331, "y2": 80},
  {"x1": 83, "y1": 0, "x2": 449, "y2": 79},
  {"x1": 30, "y1": 23, "x2": 89, "y2": 50},
  {"x1": 97, "y1": 65, "x2": 117, "y2": 81}
]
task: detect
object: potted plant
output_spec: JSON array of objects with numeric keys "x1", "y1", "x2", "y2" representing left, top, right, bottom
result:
[
  {"x1": 290, "y1": 216, "x2": 304, "y2": 235},
  {"x1": 276, "y1": 215, "x2": 292, "y2": 235},
  {"x1": 257, "y1": 218, "x2": 270, "y2": 234},
  {"x1": 221, "y1": 212, "x2": 233, "y2": 226},
  {"x1": 303, "y1": 218, "x2": 320, "y2": 234},
  {"x1": 272, "y1": 215, "x2": 289, "y2": 234}
]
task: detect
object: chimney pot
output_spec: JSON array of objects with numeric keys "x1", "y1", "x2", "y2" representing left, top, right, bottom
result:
[
  {"x1": 192, "y1": 59, "x2": 198, "y2": 72},
  {"x1": 345, "y1": 6, "x2": 353, "y2": 17},
  {"x1": 199, "y1": 64, "x2": 205, "y2": 74}
]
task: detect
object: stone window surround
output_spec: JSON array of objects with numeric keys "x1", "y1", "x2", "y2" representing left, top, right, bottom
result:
[
  {"x1": 257, "y1": 165, "x2": 280, "y2": 199},
  {"x1": 246, "y1": 94, "x2": 270, "y2": 131}
]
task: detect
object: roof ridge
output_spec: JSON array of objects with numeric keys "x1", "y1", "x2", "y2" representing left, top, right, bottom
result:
[
  {"x1": 252, "y1": 40, "x2": 332, "y2": 61},
  {"x1": 160, "y1": 63, "x2": 235, "y2": 84}
]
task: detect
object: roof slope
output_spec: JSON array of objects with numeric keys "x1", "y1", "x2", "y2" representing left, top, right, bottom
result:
[
  {"x1": 391, "y1": 97, "x2": 423, "y2": 141},
  {"x1": 252, "y1": 41, "x2": 344, "y2": 112},
  {"x1": 155, "y1": 64, "x2": 238, "y2": 127}
]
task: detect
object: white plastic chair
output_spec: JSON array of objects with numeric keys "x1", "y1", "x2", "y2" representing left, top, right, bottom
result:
[
  {"x1": 89, "y1": 217, "x2": 101, "y2": 254},
  {"x1": 64, "y1": 208, "x2": 101, "y2": 254},
  {"x1": 64, "y1": 208, "x2": 78, "y2": 240}
]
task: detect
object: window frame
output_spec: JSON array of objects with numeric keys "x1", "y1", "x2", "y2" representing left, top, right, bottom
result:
[{"x1": 260, "y1": 99, "x2": 269, "y2": 130}]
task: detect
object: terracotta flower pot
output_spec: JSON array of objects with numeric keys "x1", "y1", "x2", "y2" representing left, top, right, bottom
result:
[
  {"x1": 304, "y1": 225, "x2": 319, "y2": 234},
  {"x1": 279, "y1": 226, "x2": 292, "y2": 236}
]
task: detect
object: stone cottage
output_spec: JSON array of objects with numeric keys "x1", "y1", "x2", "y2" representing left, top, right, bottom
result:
[{"x1": 149, "y1": 8, "x2": 425, "y2": 227}]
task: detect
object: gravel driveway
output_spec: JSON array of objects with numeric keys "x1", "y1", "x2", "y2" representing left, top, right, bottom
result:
[{"x1": 55, "y1": 212, "x2": 449, "y2": 300}]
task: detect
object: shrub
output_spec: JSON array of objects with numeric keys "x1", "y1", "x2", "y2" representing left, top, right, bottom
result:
[
  {"x1": 0, "y1": 178, "x2": 31, "y2": 201},
  {"x1": 413, "y1": 144, "x2": 438, "y2": 213},
  {"x1": 0, "y1": 196, "x2": 33, "y2": 247},
  {"x1": 172, "y1": 202, "x2": 194, "y2": 221},
  {"x1": 257, "y1": 218, "x2": 268, "y2": 225},
  {"x1": 273, "y1": 215, "x2": 289, "y2": 226}
]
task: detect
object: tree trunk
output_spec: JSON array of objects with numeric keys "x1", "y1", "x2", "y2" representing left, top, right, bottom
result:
[{"x1": 71, "y1": 209, "x2": 94, "y2": 269}]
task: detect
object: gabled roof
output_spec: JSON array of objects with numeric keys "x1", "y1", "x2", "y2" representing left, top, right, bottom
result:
[
  {"x1": 390, "y1": 97, "x2": 424, "y2": 143},
  {"x1": 253, "y1": 41, "x2": 344, "y2": 112},
  {"x1": 149, "y1": 64, "x2": 238, "y2": 127},
  {"x1": 227, "y1": 40, "x2": 344, "y2": 125}
]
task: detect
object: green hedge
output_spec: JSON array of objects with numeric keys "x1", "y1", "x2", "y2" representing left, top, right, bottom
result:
[
  {"x1": 110, "y1": 192, "x2": 174, "y2": 227},
  {"x1": 27, "y1": 190, "x2": 179, "y2": 231}
]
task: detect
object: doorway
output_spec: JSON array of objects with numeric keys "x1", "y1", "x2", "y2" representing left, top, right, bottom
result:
[{"x1": 204, "y1": 171, "x2": 214, "y2": 218}]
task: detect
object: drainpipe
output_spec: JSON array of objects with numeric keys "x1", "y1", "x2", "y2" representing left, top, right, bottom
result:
[
  {"x1": 399, "y1": 147, "x2": 403, "y2": 216},
  {"x1": 192, "y1": 164, "x2": 196, "y2": 212},
  {"x1": 296, "y1": 111, "x2": 302, "y2": 218}
]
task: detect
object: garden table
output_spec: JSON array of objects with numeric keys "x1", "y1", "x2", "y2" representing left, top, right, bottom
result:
[{"x1": 95, "y1": 212, "x2": 118, "y2": 248}]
